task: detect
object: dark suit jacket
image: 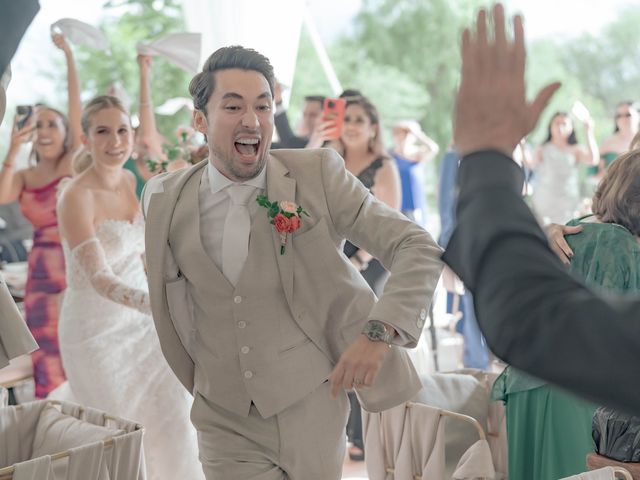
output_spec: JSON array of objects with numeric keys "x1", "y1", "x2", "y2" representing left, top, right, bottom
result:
[
  {"x1": 442, "y1": 150, "x2": 640, "y2": 414},
  {"x1": 1, "y1": 0, "x2": 39, "y2": 77},
  {"x1": 272, "y1": 110, "x2": 308, "y2": 149}
]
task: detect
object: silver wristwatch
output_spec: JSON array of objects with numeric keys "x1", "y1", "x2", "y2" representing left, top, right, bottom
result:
[{"x1": 362, "y1": 320, "x2": 393, "y2": 344}]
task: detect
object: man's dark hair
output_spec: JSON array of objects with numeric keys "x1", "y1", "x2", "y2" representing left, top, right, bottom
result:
[
  {"x1": 188, "y1": 45, "x2": 275, "y2": 113},
  {"x1": 339, "y1": 89, "x2": 363, "y2": 99},
  {"x1": 304, "y1": 95, "x2": 325, "y2": 105}
]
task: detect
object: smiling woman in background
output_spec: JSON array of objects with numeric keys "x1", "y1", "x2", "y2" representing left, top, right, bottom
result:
[{"x1": 0, "y1": 32, "x2": 81, "y2": 398}]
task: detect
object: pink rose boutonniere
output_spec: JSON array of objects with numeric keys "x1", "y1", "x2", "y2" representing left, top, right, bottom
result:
[{"x1": 257, "y1": 196, "x2": 310, "y2": 254}]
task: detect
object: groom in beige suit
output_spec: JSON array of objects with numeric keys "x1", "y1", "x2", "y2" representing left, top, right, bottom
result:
[{"x1": 142, "y1": 46, "x2": 443, "y2": 479}]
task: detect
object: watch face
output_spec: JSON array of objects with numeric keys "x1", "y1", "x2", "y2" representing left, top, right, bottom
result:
[{"x1": 365, "y1": 321, "x2": 387, "y2": 341}]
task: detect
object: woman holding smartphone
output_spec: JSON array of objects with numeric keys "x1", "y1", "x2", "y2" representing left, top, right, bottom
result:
[
  {"x1": 329, "y1": 93, "x2": 401, "y2": 461},
  {"x1": 0, "y1": 32, "x2": 81, "y2": 398}
]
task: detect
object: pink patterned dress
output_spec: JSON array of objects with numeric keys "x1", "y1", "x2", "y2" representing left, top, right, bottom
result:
[{"x1": 19, "y1": 176, "x2": 68, "y2": 397}]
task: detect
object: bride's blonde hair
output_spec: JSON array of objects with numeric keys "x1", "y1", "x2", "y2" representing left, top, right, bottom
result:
[{"x1": 74, "y1": 95, "x2": 131, "y2": 175}]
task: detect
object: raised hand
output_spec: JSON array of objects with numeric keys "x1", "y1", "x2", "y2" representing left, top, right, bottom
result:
[
  {"x1": 328, "y1": 334, "x2": 391, "y2": 398},
  {"x1": 137, "y1": 54, "x2": 153, "y2": 73},
  {"x1": 453, "y1": 4, "x2": 561, "y2": 157},
  {"x1": 305, "y1": 119, "x2": 339, "y2": 149},
  {"x1": 51, "y1": 32, "x2": 71, "y2": 54},
  {"x1": 9, "y1": 115, "x2": 35, "y2": 151}
]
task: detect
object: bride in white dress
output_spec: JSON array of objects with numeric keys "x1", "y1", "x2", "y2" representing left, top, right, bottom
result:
[{"x1": 55, "y1": 95, "x2": 203, "y2": 479}]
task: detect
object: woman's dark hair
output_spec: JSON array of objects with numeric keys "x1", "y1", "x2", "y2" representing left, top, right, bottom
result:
[
  {"x1": 544, "y1": 111, "x2": 577, "y2": 145},
  {"x1": 189, "y1": 46, "x2": 275, "y2": 115},
  {"x1": 339, "y1": 89, "x2": 363, "y2": 99},
  {"x1": 613, "y1": 100, "x2": 639, "y2": 133}
]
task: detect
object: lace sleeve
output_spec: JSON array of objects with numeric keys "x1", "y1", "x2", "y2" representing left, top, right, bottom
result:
[{"x1": 70, "y1": 237, "x2": 151, "y2": 314}]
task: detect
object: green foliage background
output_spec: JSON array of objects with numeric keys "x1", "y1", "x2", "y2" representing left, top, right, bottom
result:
[
  {"x1": 67, "y1": 0, "x2": 192, "y2": 137},
  {"x1": 58, "y1": 0, "x2": 640, "y2": 220}
]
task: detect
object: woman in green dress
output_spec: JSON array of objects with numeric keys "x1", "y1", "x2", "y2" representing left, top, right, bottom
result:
[{"x1": 493, "y1": 146, "x2": 640, "y2": 480}]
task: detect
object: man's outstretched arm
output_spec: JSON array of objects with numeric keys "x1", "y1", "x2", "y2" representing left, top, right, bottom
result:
[{"x1": 444, "y1": 4, "x2": 640, "y2": 414}]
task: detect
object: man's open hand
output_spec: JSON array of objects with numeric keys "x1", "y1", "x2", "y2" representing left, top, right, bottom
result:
[
  {"x1": 453, "y1": 4, "x2": 561, "y2": 157},
  {"x1": 328, "y1": 335, "x2": 391, "y2": 398}
]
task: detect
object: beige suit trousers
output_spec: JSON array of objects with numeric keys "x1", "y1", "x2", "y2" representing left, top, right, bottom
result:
[{"x1": 191, "y1": 381, "x2": 350, "y2": 479}]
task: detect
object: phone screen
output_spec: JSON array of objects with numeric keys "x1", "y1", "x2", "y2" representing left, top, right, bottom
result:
[
  {"x1": 322, "y1": 98, "x2": 346, "y2": 140},
  {"x1": 16, "y1": 105, "x2": 33, "y2": 130}
]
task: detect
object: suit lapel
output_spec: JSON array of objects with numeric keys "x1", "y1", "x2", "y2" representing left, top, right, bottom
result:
[{"x1": 266, "y1": 155, "x2": 296, "y2": 307}]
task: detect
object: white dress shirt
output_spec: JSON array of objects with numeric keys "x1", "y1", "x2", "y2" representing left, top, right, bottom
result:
[{"x1": 198, "y1": 161, "x2": 267, "y2": 271}]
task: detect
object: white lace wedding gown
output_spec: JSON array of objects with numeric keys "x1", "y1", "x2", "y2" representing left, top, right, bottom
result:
[{"x1": 55, "y1": 216, "x2": 204, "y2": 479}]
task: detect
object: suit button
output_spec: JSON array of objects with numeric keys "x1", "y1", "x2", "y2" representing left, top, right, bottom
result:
[
  {"x1": 420, "y1": 308, "x2": 427, "y2": 320},
  {"x1": 237, "y1": 321, "x2": 246, "y2": 329},
  {"x1": 234, "y1": 296, "x2": 242, "y2": 304},
  {"x1": 244, "y1": 371, "x2": 253, "y2": 379},
  {"x1": 417, "y1": 319, "x2": 424, "y2": 328},
  {"x1": 241, "y1": 346, "x2": 250, "y2": 354}
]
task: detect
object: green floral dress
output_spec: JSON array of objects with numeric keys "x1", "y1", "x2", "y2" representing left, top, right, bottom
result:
[{"x1": 492, "y1": 215, "x2": 640, "y2": 480}]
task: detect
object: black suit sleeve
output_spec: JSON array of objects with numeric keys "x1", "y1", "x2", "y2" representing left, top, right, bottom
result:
[
  {"x1": 273, "y1": 110, "x2": 308, "y2": 149},
  {"x1": 1, "y1": 0, "x2": 40, "y2": 76},
  {"x1": 443, "y1": 151, "x2": 640, "y2": 414}
]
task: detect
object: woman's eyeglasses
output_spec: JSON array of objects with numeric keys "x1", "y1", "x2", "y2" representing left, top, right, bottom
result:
[{"x1": 616, "y1": 113, "x2": 633, "y2": 119}]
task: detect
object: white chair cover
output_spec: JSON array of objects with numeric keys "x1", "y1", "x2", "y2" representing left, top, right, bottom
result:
[
  {"x1": 68, "y1": 442, "x2": 107, "y2": 480},
  {"x1": 0, "y1": 400, "x2": 145, "y2": 480},
  {"x1": 13, "y1": 455, "x2": 52, "y2": 480},
  {"x1": 413, "y1": 369, "x2": 508, "y2": 479},
  {"x1": 363, "y1": 403, "x2": 495, "y2": 480},
  {"x1": 561, "y1": 466, "x2": 617, "y2": 479}
]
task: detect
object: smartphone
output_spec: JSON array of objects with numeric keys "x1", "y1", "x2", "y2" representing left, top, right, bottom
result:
[
  {"x1": 322, "y1": 98, "x2": 346, "y2": 140},
  {"x1": 15, "y1": 105, "x2": 33, "y2": 130}
]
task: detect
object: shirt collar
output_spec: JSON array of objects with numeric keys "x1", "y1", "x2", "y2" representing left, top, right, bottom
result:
[{"x1": 207, "y1": 159, "x2": 267, "y2": 195}]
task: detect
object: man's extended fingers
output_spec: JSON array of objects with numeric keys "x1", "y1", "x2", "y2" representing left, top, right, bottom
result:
[
  {"x1": 562, "y1": 225, "x2": 583, "y2": 236},
  {"x1": 461, "y1": 28, "x2": 473, "y2": 82},
  {"x1": 555, "y1": 236, "x2": 574, "y2": 260},
  {"x1": 476, "y1": 8, "x2": 489, "y2": 52},
  {"x1": 363, "y1": 370, "x2": 376, "y2": 388},
  {"x1": 550, "y1": 242, "x2": 571, "y2": 265},
  {"x1": 493, "y1": 4, "x2": 508, "y2": 55},
  {"x1": 513, "y1": 14, "x2": 525, "y2": 75},
  {"x1": 528, "y1": 82, "x2": 562, "y2": 133},
  {"x1": 329, "y1": 364, "x2": 345, "y2": 398}
]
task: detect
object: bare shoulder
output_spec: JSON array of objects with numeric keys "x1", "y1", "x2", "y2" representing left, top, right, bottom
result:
[
  {"x1": 57, "y1": 177, "x2": 94, "y2": 211},
  {"x1": 375, "y1": 157, "x2": 401, "y2": 184}
]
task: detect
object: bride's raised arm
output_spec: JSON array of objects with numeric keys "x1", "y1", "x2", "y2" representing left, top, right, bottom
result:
[{"x1": 58, "y1": 183, "x2": 151, "y2": 314}]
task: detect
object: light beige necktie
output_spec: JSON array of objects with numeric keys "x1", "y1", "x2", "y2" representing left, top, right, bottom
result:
[{"x1": 222, "y1": 185, "x2": 254, "y2": 286}]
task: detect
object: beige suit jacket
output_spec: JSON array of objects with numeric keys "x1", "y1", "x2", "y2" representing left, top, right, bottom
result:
[
  {"x1": 0, "y1": 273, "x2": 37, "y2": 368},
  {"x1": 142, "y1": 148, "x2": 443, "y2": 412}
]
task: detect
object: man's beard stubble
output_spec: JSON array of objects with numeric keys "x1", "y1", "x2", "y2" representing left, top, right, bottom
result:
[{"x1": 210, "y1": 143, "x2": 269, "y2": 181}]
